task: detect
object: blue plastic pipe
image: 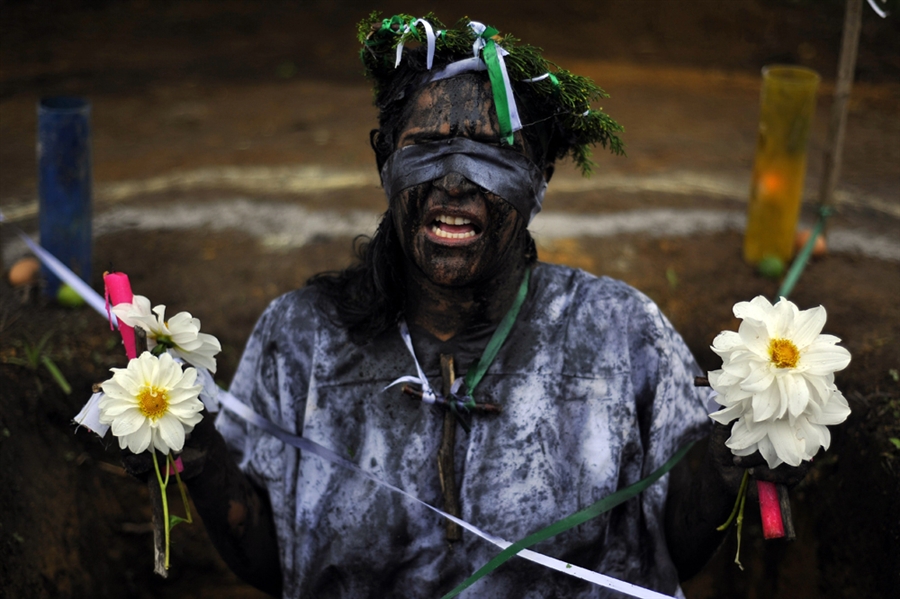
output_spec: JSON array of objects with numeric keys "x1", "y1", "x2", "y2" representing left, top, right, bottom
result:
[{"x1": 38, "y1": 96, "x2": 93, "y2": 297}]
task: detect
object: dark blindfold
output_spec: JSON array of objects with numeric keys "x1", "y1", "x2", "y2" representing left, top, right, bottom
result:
[{"x1": 380, "y1": 137, "x2": 547, "y2": 223}]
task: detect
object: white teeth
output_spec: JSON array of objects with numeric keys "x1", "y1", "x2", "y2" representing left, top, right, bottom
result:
[
  {"x1": 431, "y1": 225, "x2": 476, "y2": 239},
  {"x1": 436, "y1": 215, "x2": 472, "y2": 226}
]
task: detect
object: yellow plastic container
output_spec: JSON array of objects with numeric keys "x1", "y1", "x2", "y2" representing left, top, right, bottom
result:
[{"x1": 744, "y1": 66, "x2": 820, "y2": 266}]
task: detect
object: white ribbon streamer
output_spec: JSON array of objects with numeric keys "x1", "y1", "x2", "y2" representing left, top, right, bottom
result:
[
  {"x1": 394, "y1": 19, "x2": 438, "y2": 69},
  {"x1": 469, "y1": 21, "x2": 488, "y2": 57},
  {"x1": 216, "y1": 389, "x2": 674, "y2": 599},
  {"x1": 383, "y1": 321, "x2": 473, "y2": 408},
  {"x1": 867, "y1": 0, "x2": 889, "y2": 18},
  {"x1": 522, "y1": 73, "x2": 550, "y2": 83},
  {"x1": 383, "y1": 319, "x2": 438, "y2": 403},
  {"x1": 394, "y1": 24, "x2": 410, "y2": 67},
  {"x1": 494, "y1": 45, "x2": 522, "y2": 133},
  {"x1": 415, "y1": 19, "x2": 437, "y2": 69},
  {"x1": 429, "y1": 57, "x2": 486, "y2": 81},
  {"x1": 1, "y1": 210, "x2": 114, "y2": 324},
  {"x1": 74, "y1": 391, "x2": 109, "y2": 436},
  {"x1": 196, "y1": 365, "x2": 220, "y2": 412},
  {"x1": 466, "y1": 21, "x2": 522, "y2": 134}
]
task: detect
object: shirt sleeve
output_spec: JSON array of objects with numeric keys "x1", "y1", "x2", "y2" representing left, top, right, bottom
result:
[
  {"x1": 216, "y1": 289, "x2": 318, "y2": 488},
  {"x1": 628, "y1": 294, "x2": 713, "y2": 474},
  {"x1": 625, "y1": 288, "x2": 713, "y2": 593}
]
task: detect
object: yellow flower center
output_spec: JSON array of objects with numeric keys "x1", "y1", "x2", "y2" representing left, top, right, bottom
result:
[
  {"x1": 769, "y1": 338, "x2": 800, "y2": 369},
  {"x1": 138, "y1": 385, "x2": 170, "y2": 420}
]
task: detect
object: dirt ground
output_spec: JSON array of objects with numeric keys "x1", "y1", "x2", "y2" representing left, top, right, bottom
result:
[{"x1": 1, "y1": 1, "x2": 899, "y2": 598}]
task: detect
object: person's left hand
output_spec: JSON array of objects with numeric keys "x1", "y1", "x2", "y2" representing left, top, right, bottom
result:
[{"x1": 708, "y1": 422, "x2": 811, "y2": 498}]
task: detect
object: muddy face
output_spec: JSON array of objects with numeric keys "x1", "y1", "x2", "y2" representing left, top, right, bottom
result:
[{"x1": 389, "y1": 75, "x2": 532, "y2": 288}]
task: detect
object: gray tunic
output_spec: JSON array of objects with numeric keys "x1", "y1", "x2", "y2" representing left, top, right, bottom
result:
[{"x1": 218, "y1": 263, "x2": 712, "y2": 598}]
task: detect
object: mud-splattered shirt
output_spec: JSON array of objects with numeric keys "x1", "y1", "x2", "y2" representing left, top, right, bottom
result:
[{"x1": 218, "y1": 263, "x2": 712, "y2": 598}]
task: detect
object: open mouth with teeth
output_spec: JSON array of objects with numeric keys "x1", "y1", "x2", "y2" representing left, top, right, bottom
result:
[{"x1": 429, "y1": 214, "x2": 482, "y2": 241}]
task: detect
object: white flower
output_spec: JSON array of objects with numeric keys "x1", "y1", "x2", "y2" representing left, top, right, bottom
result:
[
  {"x1": 709, "y1": 296, "x2": 851, "y2": 468},
  {"x1": 99, "y1": 351, "x2": 204, "y2": 454},
  {"x1": 112, "y1": 295, "x2": 221, "y2": 373}
]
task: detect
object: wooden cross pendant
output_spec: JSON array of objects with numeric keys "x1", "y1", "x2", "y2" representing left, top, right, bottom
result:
[
  {"x1": 438, "y1": 354, "x2": 462, "y2": 542},
  {"x1": 398, "y1": 354, "x2": 503, "y2": 542}
]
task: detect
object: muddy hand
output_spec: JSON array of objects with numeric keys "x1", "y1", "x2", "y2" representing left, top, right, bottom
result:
[
  {"x1": 708, "y1": 422, "x2": 811, "y2": 497},
  {"x1": 732, "y1": 451, "x2": 811, "y2": 488},
  {"x1": 119, "y1": 410, "x2": 218, "y2": 481}
]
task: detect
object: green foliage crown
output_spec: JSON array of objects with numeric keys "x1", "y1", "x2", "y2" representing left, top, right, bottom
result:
[{"x1": 358, "y1": 12, "x2": 624, "y2": 174}]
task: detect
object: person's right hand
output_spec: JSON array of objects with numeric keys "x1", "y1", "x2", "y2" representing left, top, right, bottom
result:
[{"x1": 120, "y1": 409, "x2": 218, "y2": 481}]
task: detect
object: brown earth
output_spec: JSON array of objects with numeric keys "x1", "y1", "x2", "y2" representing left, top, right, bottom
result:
[{"x1": 1, "y1": 1, "x2": 899, "y2": 598}]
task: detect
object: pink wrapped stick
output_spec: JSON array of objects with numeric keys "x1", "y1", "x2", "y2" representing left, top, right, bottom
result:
[
  {"x1": 104, "y1": 271, "x2": 137, "y2": 360},
  {"x1": 757, "y1": 480, "x2": 785, "y2": 539}
]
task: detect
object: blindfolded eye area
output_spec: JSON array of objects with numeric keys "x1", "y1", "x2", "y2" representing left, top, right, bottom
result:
[{"x1": 381, "y1": 138, "x2": 547, "y2": 224}]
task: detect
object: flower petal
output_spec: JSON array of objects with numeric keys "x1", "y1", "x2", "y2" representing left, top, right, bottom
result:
[
  {"x1": 156, "y1": 414, "x2": 186, "y2": 453},
  {"x1": 726, "y1": 419, "x2": 768, "y2": 451},
  {"x1": 767, "y1": 418, "x2": 804, "y2": 467},
  {"x1": 804, "y1": 371, "x2": 835, "y2": 405},
  {"x1": 781, "y1": 373, "x2": 810, "y2": 418},
  {"x1": 109, "y1": 408, "x2": 147, "y2": 437},
  {"x1": 711, "y1": 331, "x2": 743, "y2": 353},
  {"x1": 97, "y1": 398, "x2": 137, "y2": 420},
  {"x1": 132, "y1": 295, "x2": 153, "y2": 315},
  {"x1": 738, "y1": 319, "x2": 770, "y2": 358},
  {"x1": 123, "y1": 419, "x2": 152, "y2": 454},
  {"x1": 767, "y1": 297, "x2": 797, "y2": 339},
  {"x1": 795, "y1": 415, "x2": 826, "y2": 456},
  {"x1": 756, "y1": 435, "x2": 783, "y2": 469},
  {"x1": 790, "y1": 305, "x2": 826, "y2": 348},
  {"x1": 734, "y1": 296, "x2": 773, "y2": 323},
  {"x1": 750, "y1": 383, "x2": 781, "y2": 422},
  {"x1": 179, "y1": 411, "x2": 204, "y2": 431},
  {"x1": 710, "y1": 403, "x2": 744, "y2": 425},
  {"x1": 111, "y1": 303, "x2": 136, "y2": 327},
  {"x1": 707, "y1": 370, "x2": 749, "y2": 396},
  {"x1": 809, "y1": 390, "x2": 851, "y2": 426},
  {"x1": 802, "y1": 343, "x2": 851, "y2": 375},
  {"x1": 742, "y1": 365, "x2": 775, "y2": 394}
]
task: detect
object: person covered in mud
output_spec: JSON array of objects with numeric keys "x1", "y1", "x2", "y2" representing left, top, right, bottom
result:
[{"x1": 179, "y1": 14, "x2": 809, "y2": 599}]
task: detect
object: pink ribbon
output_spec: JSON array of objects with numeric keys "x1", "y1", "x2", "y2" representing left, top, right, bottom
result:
[{"x1": 104, "y1": 272, "x2": 137, "y2": 360}]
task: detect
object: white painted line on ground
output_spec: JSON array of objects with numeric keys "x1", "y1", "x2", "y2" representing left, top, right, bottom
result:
[
  {"x1": 3, "y1": 200, "x2": 898, "y2": 265},
  {"x1": 2, "y1": 165, "x2": 897, "y2": 221}
]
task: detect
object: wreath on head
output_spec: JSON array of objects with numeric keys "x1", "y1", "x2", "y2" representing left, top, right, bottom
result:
[{"x1": 358, "y1": 12, "x2": 624, "y2": 175}]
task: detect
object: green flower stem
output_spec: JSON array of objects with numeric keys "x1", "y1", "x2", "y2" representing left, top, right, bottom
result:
[
  {"x1": 735, "y1": 480, "x2": 748, "y2": 571},
  {"x1": 151, "y1": 452, "x2": 171, "y2": 570},
  {"x1": 716, "y1": 470, "x2": 750, "y2": 570},
  {"x1": 169, "y1": 454, "x2": 193, "y2": 524},
  {"x1": 717, "y1": 470, "x2": 750, "y2": 531}
]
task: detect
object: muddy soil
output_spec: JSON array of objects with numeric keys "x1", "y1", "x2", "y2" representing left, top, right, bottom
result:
[{"x1": 1, "y1": 2, "x2": 898, "y2": 598}]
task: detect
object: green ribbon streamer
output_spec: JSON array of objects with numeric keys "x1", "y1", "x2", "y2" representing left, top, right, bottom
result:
[
  {"x1": 549, "y1": 73, "x2": 560, "y2": 93},
  {"x1": 442, "y1": 440, "x2": 696, "y2": 599},
  {"x1": 480, "y1": 38, "x2": 515, "y2": 146},
  {"x1": 464, "y1": 268, "x2": 530, "y2": 395},
  {"x1": 777, "y1": 205, "x2": 834, "y2": 300}
]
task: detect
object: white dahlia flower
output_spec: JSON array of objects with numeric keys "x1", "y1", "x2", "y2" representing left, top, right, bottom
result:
[
  {"x1": 113, "y1": 295, "x2": 221, "y2": 373},
  {"x1": 99, "y1": 351, "x2": 204, "y2": 454},
  {"x1": 709, "y1": 296, "x2": 851, "y2": 468}
]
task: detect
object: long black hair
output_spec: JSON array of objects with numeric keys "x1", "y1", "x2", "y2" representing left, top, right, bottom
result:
[{"x1": 306, "y1": 211, "x2": 406, "y2": 344}]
